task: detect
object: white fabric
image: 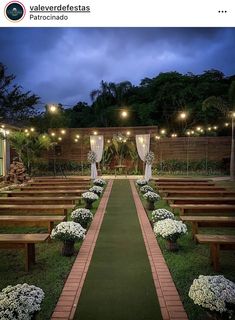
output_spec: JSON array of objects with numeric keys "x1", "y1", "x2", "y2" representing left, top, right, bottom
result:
[
  {"x1": 135, "y1": 134, "x2": 152, "y2": 181},
  {"x1": 90, "y1": 135, "x2": 104, "y2": 179}
]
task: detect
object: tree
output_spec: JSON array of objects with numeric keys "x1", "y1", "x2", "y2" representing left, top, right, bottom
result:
[
  {"x1": 202, "y1": 81, "x2": 235, "y2": 180},
  {"x1": 0, "y1": 63, "x2": 40, "y2": 124}
]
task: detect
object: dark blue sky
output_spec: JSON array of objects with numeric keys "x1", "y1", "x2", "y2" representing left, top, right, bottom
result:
[{"x1": 0, "y1": 28, "x2": 235, "y2": 106}]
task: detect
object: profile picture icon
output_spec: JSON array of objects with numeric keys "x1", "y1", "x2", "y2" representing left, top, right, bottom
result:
[{"x1": 5, "y1": 1, "x2": 26, "y2": 22}]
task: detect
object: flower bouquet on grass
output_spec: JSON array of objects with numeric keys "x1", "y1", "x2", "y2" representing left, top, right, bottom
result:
[
  {"x1": 89, "y1": 185, "x2": 103, "y2": 197},
  {"x1": 82, "y1": 191, "x2": 99, "y2": 209},
  {"x1": 0, "y1": 283, "x2": 44, "y2": 319},
  {"x1": 153, "y1": 218, "x2": 187, "y2": 251},
  {"x1": 71, "y1": 208, "x2": 93, "y2": 229},
  {"x1": 140, "y1": 185, "x2": 154, "y2": 194},
  {"x1": 189, "y1": 275, "x2": 235, "y2": 320},
  {"x1": 151, "y1": 208, "x2": 175, "y2": 223},
  {"x1": 136, "y1": 179, "x2": 148, "y2": 187},
  {"x1": 51, "y1": 221, "x2": 86, "y2": 256},
  {"x1": 93, "y1": 178, "x2": 106, "y2": 187},
  {"x1": 87, "y1": 150, "x2": 97, "y2": 163},
  {"x1": 143, "y1": 191, "x2": 160, "y2": 210}
]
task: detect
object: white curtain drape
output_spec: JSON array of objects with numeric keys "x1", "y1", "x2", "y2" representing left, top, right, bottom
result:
[
  {"x1": 90, "y1": 135, "x2": 104, "y2": 179},
  {"x1": 135, "y1": 134, "x2": 152, "y2": 181}
]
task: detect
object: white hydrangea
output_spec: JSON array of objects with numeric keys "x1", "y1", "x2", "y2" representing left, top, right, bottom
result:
[
  {"x1": 82, "y1": 191, "x2": 99, "y2": 202},
  {"x1": 153, "y1": 218, "x2": 187, "y2": 241},
  {"x1": 152, "y1": 209, "x2": 175, "y2": 222},
  {"x1": 140, "y1": 185, "x2": 154, "y2": 193},
  {"x1": 189, "y1": 275, "x2": 235, "y2": 313},
  {"x1": 71, "y1": 208, "x2": 93, "y2": 227},
  {"x1": 89, "y1": 186, "x2": 103, "y2": 196},
  {"x1": 0, "y1": 283, "x2": 44, "y2": 320},
  {"x1": 51, "y1": 221, "x2": 86, "y2": 242},
  {"x1": 136, "y1": 179, "x2": 148, "y2": 187},
  {"x1": 143, "y1": 191, "x2": 160, "y2": 202},
  {"x1": 93, "y1": 179, "x2": 106, "y2": 187}
]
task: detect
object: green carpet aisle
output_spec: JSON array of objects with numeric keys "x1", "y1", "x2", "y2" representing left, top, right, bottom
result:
[{"x1": 74, "y1": 180, "x2": 162, "y2": 320}]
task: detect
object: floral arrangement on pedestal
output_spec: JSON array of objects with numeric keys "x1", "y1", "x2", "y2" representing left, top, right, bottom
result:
[
  {"x1": 153, "y1": 218, "x2": 187, "y2": 251},
  {"x1": 189, "y1": 275, "x2": 235, "y2": 320},
  {"x1": 93, "y1": 178, "x2": 106, "y2": 187},
  {"x1": 89, "y1": 185, "x2": 103, "y2": 197},
  {"x1": 82, "y1": 191, "x2": 99, "y2": 209},
  {"x1": 139, "y1": 185, "x2": 154, "y2": 194},
  {"x1": 143, "y1": 191, "x2": 160, "y2": 210},
  {"x1": 87, "y1": 150, "x2": 97, "y2": 164},
  {"x1": 71, "y1": 208, "x2": 93, "y2": 228},
  {"x1": 136, "y1": 179, "x2": 148, "y2": 187},
  {"x1": 144, "y1": 151, "x2": 155, "y2": 165},
  {"x1": 151, "y1": 208, "x2": 175, "y2": 223},
  {"x1": 0, "y1": 283, "x2": 44, "y2": 319},
  {"x1": 51, "y1": 221, "x2": 86, "y2": 256}
]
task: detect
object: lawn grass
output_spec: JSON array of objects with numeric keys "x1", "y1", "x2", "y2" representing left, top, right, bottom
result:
[
  {"x1": 74, "y1": 180, "x2": 162, "y2": 320},
  {"x1": 139, "y1": 182, "x2": 235, "y2": 320},
  {"x1": 0, "y1": 196, "x2": 101, "y2": 320}
]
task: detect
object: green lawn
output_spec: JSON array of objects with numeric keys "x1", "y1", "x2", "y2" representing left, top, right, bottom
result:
[
  {"x1": 0, "y1": 198, "x2": 101, "y2": 320},
  {"x1": 140, "y1": 181, "x2": 235, "y2": 320},
  {"x1": 75, "y1": 180, "x2": 162, "y2": 320}
]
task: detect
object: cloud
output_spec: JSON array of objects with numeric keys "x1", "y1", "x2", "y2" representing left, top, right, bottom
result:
[{"x1": 0, "y1": 28, "x2": 234, "y2": 105}]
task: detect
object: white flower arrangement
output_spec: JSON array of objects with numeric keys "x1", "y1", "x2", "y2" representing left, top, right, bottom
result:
[
  {"x1": 152, "y1": 208, "x2": 175, "y2": 223},
  {"x1": 144, "y1": 151, "x2": 155, "y2": 165},
  {"x1": 136, "y1": 179, "x2": 148, "y2": 187},
  {"x1": 0, "y1": 283, "x2": 44, "y2": 320},
  {"x1": 189, "y1": 275, "x2": 235, "y2": 314},
  {"x1": 82, "y1": 191, "x2": 99, "y2": 203},
  {"x1": 89, "y1": 186, "x2": 103, "y2": 196},
  {"x1": 0, "y1": 183, "x2": 27, "y2": 192},
  {"x1": 71, "y1": 208, "x2": 93, "y2": 228},
  {"x1": 140, "y1": 185, "x2": 154, "y2": 194},
  {"x1": 93, "y1": 178, "x2": 106, "y2": 187},
  {"x1": 153, "y1": 218, "x2": 187, "y2": 242},
  {"x1": 87, "y1": 150, "x2": 97, "y2": 164},
  {"x1": 143, "y1": 191, "x2": 160, "y2": 203},
  {"x1": 51, "y1": 221, "x2": 86, "y2": 242}
]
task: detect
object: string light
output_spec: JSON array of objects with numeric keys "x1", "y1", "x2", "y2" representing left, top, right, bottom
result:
[
  {"x1": 107, "y1": 139, "x2": 111, "y2": 143},
  {"x1": 225, "y1": 123, "x2": 229, "y2": 127},
  {"x1": 155, "y1": 135, "x2": 160, "y2": 140},
  {"x1": 171, "y1": 133, "x2": 177, "y2": 138},
  {"x1": 126, "y1": 131, "x2": 131, "y2": 136},
  {"x1": 61, "y1": 129, "x2": 66, "y2": 135},
  {"x1": 51, "y1": 132, "x2": 55, "y2": 137},
  {"x1": 160, "y1": 129, "x2": 166, "y2": 135},
  {"x1": 179, "y1": 112, "x2": 187, "y2": 120},
  {"x1": 196, "y1": 126, "x2": 201, "y2": 131},
  {"x1": 74, "y1": 138, "x2": 78, "y2": 142},
  {"x1": 58, "y1": 137, "x2": 62, "y2": 141},
  {"x1": 121, "y1": 110, "x2": 128, "y2": 118},
  {"x1": 186, "y1": 131, "x2": 191, "y2": 136},
  {"x1": 1, "y1": 124, "x2": 5, "y2": 128},
  {"x1": 24, "y1": 129, "x2": 28, "y2": 133},
  {"x1": 30, "y1": 128, "x2": 35, "y2": 132},
  {"x1": 213, "y1": 126, "x2": 218, "y2": 130},
  {"x1": 76, "y1": 134, "x2": 80, "y2": 139},
  {"x1": 5, "y1": 130, "x2": 10, "y2": 135},
  {"x1": 93, "y1": 131, "x2": 98, "y2": 135},
  {"x1": 48, "y1": 104, "x2": 57, "y2": 113},
  {"x1": 207, "y1": 127, "x2": 212, "y2": 131}
]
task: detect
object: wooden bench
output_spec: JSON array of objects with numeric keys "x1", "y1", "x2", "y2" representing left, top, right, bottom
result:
[
  {"x1": 156, "y1": 182, "x2": 214, "y2": 186},
  {"x1": 0, "y1": 196, "x2": 82, "y2": 205},
  {"x1": 195, "y1": 234, "x2": 235, "y2": 271},
  {"x1": 160, "y1": 190, "x2": 235, "y2": 198},
  {"x1": 0, "y1": 233, "x2": 49, "y2": 271},
  {"x1": 1, "y1": 190, "x2": 86, "y2": 197},
  {"x1": 170, "y1": 204, "x2": 235, "y2": 215},
  {"x1": 0, "y1": 204, "x2": 74, "y2": 216},
  {"x1": 164, "y1": 197, "x2": 235, "y2": 205},
  {"x1": 153, "y1": 178, "x2": 212, "y2": 183},
  {"x1": 180, "y1": 216, "x2": 235, "y2": 239},
  {"x1": 0, "y1": 215, "x2": 65, "y2": 232},
  {"x1": 31, "y1": 177, "x2": 90, "y2": 182},
  {"x1": 28, "y1": 181, "x2": 90, "y2": 186},
  {"x1": 158, "y1": 186, "x2": 225, "y2": 191},
  {"x1": 20, "y1": 185, "x2": 89, "y2": 191}
]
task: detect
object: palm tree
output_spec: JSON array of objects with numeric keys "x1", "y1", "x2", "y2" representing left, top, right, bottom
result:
[{"x1": 202, "y1": 81, "x2": 235, "y2": 180}]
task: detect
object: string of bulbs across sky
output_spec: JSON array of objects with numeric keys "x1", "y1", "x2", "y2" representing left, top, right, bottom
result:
[{"x1": 0, "y1": 109, "x2": 234, "y2": 143}]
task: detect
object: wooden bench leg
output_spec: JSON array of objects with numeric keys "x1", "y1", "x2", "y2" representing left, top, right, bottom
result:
[
  {"x1": 191, "y1": 222, "x2": 198, "y2": 241},
  {"x1": 25, "y1": 243, "x2": 35, "y2": 272},
  {"x1": 210, "y1": 243, "x2": 220, "y2": 272}
]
